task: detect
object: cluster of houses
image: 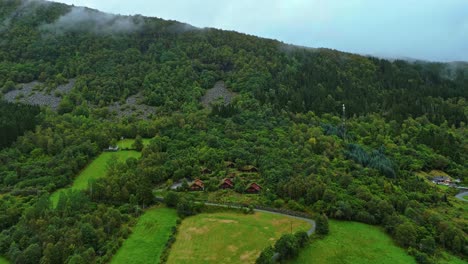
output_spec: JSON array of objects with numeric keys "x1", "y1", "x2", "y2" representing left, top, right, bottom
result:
[
  {"x1": 188, "y1": 178, "x2": 262, "y2": 193},
  {"x1": 172, "y1": 162, "x2": 263, "y2": 194},
  {"x1": 431, "y1": 176, "x2": 461, "y2": 186}
]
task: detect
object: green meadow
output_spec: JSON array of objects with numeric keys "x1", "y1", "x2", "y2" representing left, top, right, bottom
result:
[
  {"x1": 290, "y1": 220, "x2": 416, "y2": 264},
  {"x1": 117, "y1": 138, "x2": 151, "y2": 149},
  {"x1": 167, "y1": 211, "x2": 312, "y2": 264},
  {"x1": 0, "y1": 257, "x2": 9, "y2": 264},
  {"x1": 438, "y1": 252, "x2": 467, "y2": 264},
  {"x1": 50, "y1": 150, "x2": 141, "y2": 205},
  {"x1": 111, "y1": 207, "x2": 178, "y2": 264}
]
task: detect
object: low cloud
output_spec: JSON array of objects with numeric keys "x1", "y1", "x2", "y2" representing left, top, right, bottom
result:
[
  {"x1": 1, "y1": 0, "x2": 51, "y2": 31},
  {"x1": 41, "y1": 6, "x2": 144, "y2": 34}
]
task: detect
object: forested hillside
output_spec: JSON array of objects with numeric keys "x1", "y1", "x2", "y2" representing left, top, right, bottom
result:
[
  {"x1": 0, "y1": 1, "x2": 466, "y2": 264},
  {"x1": 1, "y1": 0, "x2": 466, "y2": 125}
]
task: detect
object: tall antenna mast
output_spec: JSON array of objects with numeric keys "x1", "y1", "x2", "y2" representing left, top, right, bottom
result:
[{"x1": 342, "y1": 104, "x2": 346, "y2": 141}]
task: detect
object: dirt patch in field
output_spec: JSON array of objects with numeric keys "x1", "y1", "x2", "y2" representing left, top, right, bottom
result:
[
  {"x1": 187, "y1": 226, "x2": 209, "y2": 234},
  {"x1": 227, "y1": 245, "x2": 238, "y2": 252},
  {"x1": 271, "y1": 218, "x2": 290, "y2": 226},
  {"x1": 205, "y1": 218, "x2": 238, "y2": 224},
  {"x1": 240, "y1": 250, "x2": 259, "y2": 261}
]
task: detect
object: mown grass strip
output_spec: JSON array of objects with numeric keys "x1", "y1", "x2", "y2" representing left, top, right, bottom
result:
[
  {"x1": 111, "y1": 207, "x2": 178, "y2": 264},
  {"x1": 290, "y1": 220, "x2": 416, "y2": 264},
  {"x1": 50, "y1": 150, "x2": 141, "y2": 206}
]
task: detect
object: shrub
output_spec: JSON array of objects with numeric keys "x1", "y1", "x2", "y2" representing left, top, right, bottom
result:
[
  {"x1": 275, "y1": 234, "x2": 299, "y2": 260},
  {"x1": 316, "y1": 213, "x2": 329, "y2": 235},
  {"x1": 164, "y1": 192, "x2": 179, "y2": 208},
  {"x1": 255, "y1": 245, "x2": 275, "y2": 264},
  {"x1": 294, "y1": 231, "x2": 309, "y2": 248}
]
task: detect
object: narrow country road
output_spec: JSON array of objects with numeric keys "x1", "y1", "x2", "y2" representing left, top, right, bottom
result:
[
  {"x1": 154, "y1": 197, "x2": 317, "y2": 235},
  {"x1": 455, "y1": 191, "x2": 468, "y2": 202}
]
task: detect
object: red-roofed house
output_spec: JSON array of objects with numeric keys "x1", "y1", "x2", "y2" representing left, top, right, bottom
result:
[
  {"x1": 246, "y1": 182, "x2": 262, "y2": 194},
  {"x1": 219, "y1": 178, "x2": 234, "y2": 189},
  {"x1": 190, "y1": 179, "x2": 205, "y2": 191}
]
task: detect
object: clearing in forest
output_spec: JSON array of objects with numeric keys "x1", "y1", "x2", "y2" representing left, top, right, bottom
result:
[
  {"x1": 111, "y1": 207, "x2": 178, "y2": 264},
  {"x1": 117, "y1": 138, "x2": 151, "y2": 149},
  {"x1": 200, "y1": 81, "x2": 236, "y2": 108},
  {"x1": 166, "y1": 211, "x2": 311, "y2": 264},
  {"x1": 290, "y1": 220, "x2": 416, "y2": 264},
  {"x1": 50, "y1": 150, "x2": 141, "y2": 206}
]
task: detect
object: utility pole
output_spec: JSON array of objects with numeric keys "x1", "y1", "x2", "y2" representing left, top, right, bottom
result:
[{"x1": 342, "y1": 104, "x2": 346, "y2": 141}]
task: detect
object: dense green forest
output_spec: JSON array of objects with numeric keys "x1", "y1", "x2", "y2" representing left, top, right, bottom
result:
[
  {"x1": 0, "y1": 0, "x2": 466, "y2": 263},
  {"x1": 0, "y1": 101, "x2": 40, "y2": 148}
]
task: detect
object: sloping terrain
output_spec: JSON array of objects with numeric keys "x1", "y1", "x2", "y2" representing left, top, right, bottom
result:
[
  {"x1": 3, "y1": 80, "x2": 75, "y2": 110},
  {"x1": 201, "y1": 81, "x2": 236, "y2": 108},
  {"x1": 167, "y1": 211, "x2": 311, "y2": 264},
  {"x1": 111, "y1": 207, "x2": 178, "y2": 264},
  {"x1": 291, "y1": 221, "x2": 416, "y2": 264}
]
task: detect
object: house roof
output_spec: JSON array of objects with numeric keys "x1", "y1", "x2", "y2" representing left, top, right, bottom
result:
[
  {"x1": 220, "y1": 178, "x2": 234, "y2": 187},
  {"x1": 191, "y1": 179, "x2": 204, "y2": 188},
  {"x1": 433, "y1": 176, "x2": 450, "y2": 181},
  {"x1": 247, "y1": 182, "x2": 262, "y2": 191},
  {"x1": 240, "y1": 165, "x2": 258, "y2": 171},
  {"x1": 200, "y1": 167, "x2": 212, "y2": 173}
]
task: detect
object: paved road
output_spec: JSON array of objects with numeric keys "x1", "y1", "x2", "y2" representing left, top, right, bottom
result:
[
  {"x1": 455, "y1": 191, "x2": 468, "y2": 202},
  {"x1": 154, "y1": 197, "x2": 317, "y2": 235}
]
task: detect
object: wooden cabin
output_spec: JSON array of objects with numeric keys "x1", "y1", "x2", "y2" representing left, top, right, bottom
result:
[
  {"x1": 190, "y1": 179, "x2": 204, "y2": 191},
  {"x1": 225, "y1": 161, "x2": 236, "y2": 168},
  {"x1": 240, "y1": 165, "x2": 259, "y2": 173},
  {"x1": 200, "y1": 167, "x2": 212, "y2": 175},
  {"x1": 246, "y1": 182, "x2": 262, "y2": 194},
  {"x1": 219, "y1": 178, "x2": 234, "y2": 189}
]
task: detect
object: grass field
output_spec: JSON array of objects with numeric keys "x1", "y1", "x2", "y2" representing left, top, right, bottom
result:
[
  {"x1": 117, "y1": 138, "x2": 151, "y2": 149},
  {"x1": 290, "y1": 220, "x2": 416, "y2": 264},
  {"x1": 166, "y1": 211, "x2": 312, "y2": 264},
  {"x1": 111, "y1": 207, "x2": 178, "y2": 264},
  {"x1": 50, "y1": 150, "x2": 141, "y2": 205},
  {"x1": 438, "y1": 252, "x2": 467, "y2": 264},
  {"x1": 463, "y1": 195, "x2": 468, "y2": 200},
  {"x1": 0, "y1": 257, "x2": 9, "y2": 264}
]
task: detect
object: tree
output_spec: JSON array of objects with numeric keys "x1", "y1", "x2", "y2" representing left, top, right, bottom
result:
[
  {"x1": 394, "y1": 221, "x2": 418, "y2": 247},
  {"x1": 22, "y1": 243, "x2": 41, "y2": 264},
  {"x1": 316, "y1": 214, "x2": 329, "y2": 235},
  {"x1": 132, "y1": 135, "x2": 144, "y2": 151},
  {"x1": 164, "y1": 192, "x2": 179, "y2": 208},
  {"x1": 274, "y1": 234, "x2": 299, "y2": 260},
  {"x1": 68, "y1": 254, "x2": 86, "y2": 264},
  {"x1": 2, "y1": 81, "x2": 15, "y2": 94},
  {"x1": 81, "y1": 223, "x2": 98, "y2": 249},
  {"x1": 294, "y1": 231, "x2": 309, "y2": 248},
  {"x1": 176, "y1": 197, "x2": 201, "y2": 217},
  {"x1": 255, "y1": 245, "x2": 274, "y2": 264}
]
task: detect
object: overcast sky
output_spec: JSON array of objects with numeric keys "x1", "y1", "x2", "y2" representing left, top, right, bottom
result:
[{"x1": 52, "y1": 0, "x2": 468, "y2": 62}]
